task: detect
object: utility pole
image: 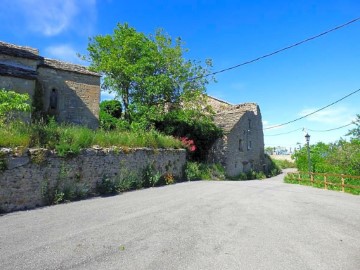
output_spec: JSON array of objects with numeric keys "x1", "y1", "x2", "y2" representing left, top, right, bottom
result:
[{"x1": 305, "y1": 133, "x2": 311, "y2": 173}]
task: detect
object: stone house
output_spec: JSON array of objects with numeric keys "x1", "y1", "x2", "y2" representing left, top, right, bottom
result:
[
  {"x1": 0, "y1": 41, "x2": 100, "y2": 129},
  {"x1": 206, "y1": 96, "x2": 265, "y2": 177}
]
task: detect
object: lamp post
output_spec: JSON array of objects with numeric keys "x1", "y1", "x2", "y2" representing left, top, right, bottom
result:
[{"x1": 305, "y1": 133, "x2": 311, "y2": 173}]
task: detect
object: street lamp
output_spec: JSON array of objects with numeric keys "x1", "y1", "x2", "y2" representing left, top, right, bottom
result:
[{"x1": 305, "y1": 133, "x2": 311, "y2": 173}]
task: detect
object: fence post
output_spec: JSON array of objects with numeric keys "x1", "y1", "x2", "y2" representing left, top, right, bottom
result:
[
  {"x1": 341, "y1": 175, "x2": 345, "y2": 192},
  {"x1": 298, "y1": 173, "x2": 301, "y2": 183},
  {"x1": 324, "y1": 175, "x2": 327, "y2": 190},
  {"x1": 311, "y1": 173, "x2": 314, "y2": 186}
]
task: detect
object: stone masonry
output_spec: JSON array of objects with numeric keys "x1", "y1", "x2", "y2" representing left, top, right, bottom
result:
[
  {"x1": 0, "y1": 41, "x2": 100, "y2": 129},
  {"x1": 0, "y1": 147, "x2": 186, "y2": 213},
  {"x1": 207, "y1": 97, "x2": 265, "y2": 177}
]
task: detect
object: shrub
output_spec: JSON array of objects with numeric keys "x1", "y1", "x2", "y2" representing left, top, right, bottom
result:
[
  {"x1": 142, "y1": 163, "x2": 161, "y2": 187},
  {"x1": 273, "y1": 159, "x2": 296, "y2": 169},
  {"x1": 154, "y1": 109, "x2": 223, "y2": 161},
  {"x1": 185, "y1": 162, "x2": 225, "y2": 181},
  {"x1": 0, "y1": 89, "x2": 30, "y2": 123},
  {"x1": 99, "y1": 100, "x2": 122, "y2": 130}
]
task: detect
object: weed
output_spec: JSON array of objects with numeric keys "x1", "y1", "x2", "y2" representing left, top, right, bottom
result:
[
  {"x1": 185, "y1": 162, "x2": 226, "y2": 181},
  {"x1": 0, "y1": 158, "x2": 7, "y2": 172},
  {"x1": 142, "y1": 163, "x2": 161, "y2": 187}
]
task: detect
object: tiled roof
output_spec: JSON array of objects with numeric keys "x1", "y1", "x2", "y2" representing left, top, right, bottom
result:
[
  {"x1": 40, "y1": 58, "x2": 100, "y2": 77},
  {"x1": 214, "y1": 103, "x2": 258, "y2": 133},
  {"x1": 0, "y1": 41, "x2": 41, "y2": 60},
  {"x1": 0, "y1": 63, "x2": 37, "y2": 80}
]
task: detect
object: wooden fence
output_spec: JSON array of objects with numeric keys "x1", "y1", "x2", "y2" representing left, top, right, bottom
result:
[{"x1": 286, "y1": 172, "x2": 360, "y2": 193}]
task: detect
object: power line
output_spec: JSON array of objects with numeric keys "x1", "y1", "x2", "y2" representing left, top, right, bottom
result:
[
  {"x1": 265, "y1": 122, "x2": 354, "y2": 137},
  {"x1": 264, "y1": 128, "x2": 303, "y2": 136},
  {"x1": 264, "y1": 88, "x2": 360, "y2": 130},
  {"x1": 190, "y1": 17, "x2": 360, "y2": 80},
  {"x1": 308, "y1": 122, "x2": 354, "y2": 132}
]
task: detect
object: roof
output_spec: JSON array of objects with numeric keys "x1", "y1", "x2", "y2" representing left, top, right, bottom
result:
[
  {"x1": 213, "y1": 103, "x2": 259, "y2": 133},
  {"x1": 0, "y1": 41, "x2": 100, "y2": 77},
  {"x1": 0, "y1": 41, "x2": 41, "y2": 60},
  {"x1": 206, "y1": 95, "x2": 233, "y2": 105},
  {"x1": 0, "y1": 63, "x2": 37, "y2": 80},
  {"x1": 39, "y1": 58, "x2": 100, "y2": 77}
]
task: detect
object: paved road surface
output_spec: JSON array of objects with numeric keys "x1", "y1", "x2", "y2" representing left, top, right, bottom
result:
[{"x1": 1, "y1": 169, "x2": 360, "y2": 270}]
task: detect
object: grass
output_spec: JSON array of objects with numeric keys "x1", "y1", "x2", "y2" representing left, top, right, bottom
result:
[
  {"x1": 273, "y1": 158, "x2": 296, "y2": 169},
  {"x1": 0, "y1": 121, "x2": 183, "y2": 156},
  {"x1": 284, "y1": 172, "x2": 360, "y2": 195}
]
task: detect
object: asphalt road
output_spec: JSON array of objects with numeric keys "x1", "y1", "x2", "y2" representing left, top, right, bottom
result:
[{"x1": 1, "y1": 169, "x2": 360, "y2": 270}]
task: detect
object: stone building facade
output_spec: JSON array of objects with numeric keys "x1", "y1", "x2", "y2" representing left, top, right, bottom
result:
[
  {"x1": 206, "y1": 96, "x2": 265, "y2": 177},
  {"x1": 0, "y1": 41, "x2": 100, "y2": 128}
]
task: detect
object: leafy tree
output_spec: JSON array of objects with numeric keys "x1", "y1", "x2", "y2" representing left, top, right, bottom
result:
[
  {"x1": 0, "y1": 89, "x2": 30, "y2": 123},
  {"x1": 84, "y1": 23, "x2": 214, "y2": 124},
  {"x1": 99, "y1": 100, "x2": 122, "y2": 130},
  {"x1": 346, "y1": 114, "x2": 360, "y2": 139},
  {"x1": 293, "y1": 140, "x2": 360, "y2": 176}
]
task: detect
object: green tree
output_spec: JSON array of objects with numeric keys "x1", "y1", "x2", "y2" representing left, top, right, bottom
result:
[
  {"x1": 99, "y1": 100, "x2": 122, "y2": 130},
  {"x1": 347, "y1": 114, "x2": 360, "y2": 139},
  {"x1": 0, "y1": 89, "x2": 31, "y2": 123},
  {"x1": 84, "y1": 23, "x2": 214, "y2": 124}
]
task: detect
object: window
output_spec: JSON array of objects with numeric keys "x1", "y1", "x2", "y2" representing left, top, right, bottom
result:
[
  {"x1": 247, "y1": 140, "x2": 252, "y2": 151},
  {"x1": 248, "y1": 119, "x2": 251, "y2": 129},
  {"x1": 239, "y1": 139, "x2": 243, "y2": 152}
]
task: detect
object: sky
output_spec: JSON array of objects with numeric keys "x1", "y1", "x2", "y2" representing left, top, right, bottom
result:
[{"x1": 1, "y1": 0, "x2": 359, "y2": 150}]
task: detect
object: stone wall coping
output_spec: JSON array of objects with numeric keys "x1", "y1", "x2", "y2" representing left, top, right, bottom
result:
[
  {"x1": 40, "y1": 58, "x2": 101, "y2": 77},
  {"x1": 0, "y1": 147, "x2": 185, "y2": 158}
]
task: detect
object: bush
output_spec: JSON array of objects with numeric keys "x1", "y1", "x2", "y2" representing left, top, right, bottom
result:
[
  {"x1": 154, "y1": 110, "x2": 222, "y2": 161},
  {"x1": 227, "y1": 170, "x2": 266, "y2": 181},
  {"x1": 185, "y1": 162, "x2": 225, "y2": 181},
  {"x1": 273, "y1": 159, "x2": 296, "y2": 169},
  {"x1": 99, "y1": 100, "x2": 122, "y2": 130}
]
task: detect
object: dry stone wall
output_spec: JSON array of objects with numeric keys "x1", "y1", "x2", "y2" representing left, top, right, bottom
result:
[{"x1": 0, "y1": 147, "x2": 186, "y2": 213}]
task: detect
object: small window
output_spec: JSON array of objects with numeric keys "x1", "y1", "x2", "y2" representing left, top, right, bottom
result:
[
  {"x1": 247, "y1": 140, "x2": 252, "y2": 151},
  {"x1": 248, "y1": 119, "x2": 251, "y2": 129},
  {"x1": 239, "y1": 139, "x2": 243, "y2": 152}
]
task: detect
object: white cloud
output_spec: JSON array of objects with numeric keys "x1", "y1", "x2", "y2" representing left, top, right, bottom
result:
[
  {"x1": 44, "y1": 44, "x2": 84, "y2": 64},
  {"x1": 298, "y1": 106, "x2": 355, "y2": 125},
  {"x1": 5, "y1": 0, "x2": 96, "y2": 36}
]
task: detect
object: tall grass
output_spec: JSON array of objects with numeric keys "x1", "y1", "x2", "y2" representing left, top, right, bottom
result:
[{"x1": 0, "y1": 121, "x2": 183, "y2": 156}]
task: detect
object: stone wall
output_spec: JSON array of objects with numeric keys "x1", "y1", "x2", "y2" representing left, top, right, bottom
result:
[
  {"x1": 207, "y1": 103, "x2": 265, "y2": 177},
  {"x1": 37, "y1": 65, "x2": 100, "y2": 129},
  {"x1": 0, "y1": 75, "x2": 35, "y2": 97},
  {"x1": 0, "y1": 147, "x2": 186, "y2": 213}
]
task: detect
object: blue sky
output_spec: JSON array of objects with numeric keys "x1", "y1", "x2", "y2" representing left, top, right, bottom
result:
[{"x1": 1, "y1": 0, "x2": 359, "y2": 150}]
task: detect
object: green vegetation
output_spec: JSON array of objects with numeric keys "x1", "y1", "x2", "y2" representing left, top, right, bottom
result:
[
  {"x1": 0, "y1": 120, "x2": 182, "y2": 156},
  {"x1": 84, "y1": 23, "x2": 214, "y2": 123},
  {"x1": 273, "y1": 158, "x2": 296, "y2": 169},
  {"x1": 84, "y1": 23, "x2": 221, "y2": 161},
  {"x1": 99, "y1": 100, "x2": 122, "y2": 130},
  {"x1": 41, "y1": 163, "x2": 89, "y2": 205},
  {"x1": 185, "y1": 162, "x2": 226, "y2": 181},
  {"x1": 284, "y1": 173, "x2": 360, "y2": 195},
  {"x1": 0, "y1": 89, "x2": 30, "y2": 123},
  {"x1": 286, "y1": 122, "x2": 360, "y2": 194},
  {"x1": 227, "y1": 170, "x2": 267, "y2": 181},
  {"x1": 293, "y1": 139, "x2": 360, "y2": 176}
]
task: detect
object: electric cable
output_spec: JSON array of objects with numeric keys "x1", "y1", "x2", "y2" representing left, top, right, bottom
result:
[
  {"x1": 264, "y1": 88, "x2": 360, "y2": 130},
  {"x1": 190, "y1": 17, "x2": 360, "y2": 80},
  {"x1": 264, "y1": 128, "x2": 303, "y2": 136},
  {"x1": 308, "y1": 122, "x2": 354, "y2": 132}
]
